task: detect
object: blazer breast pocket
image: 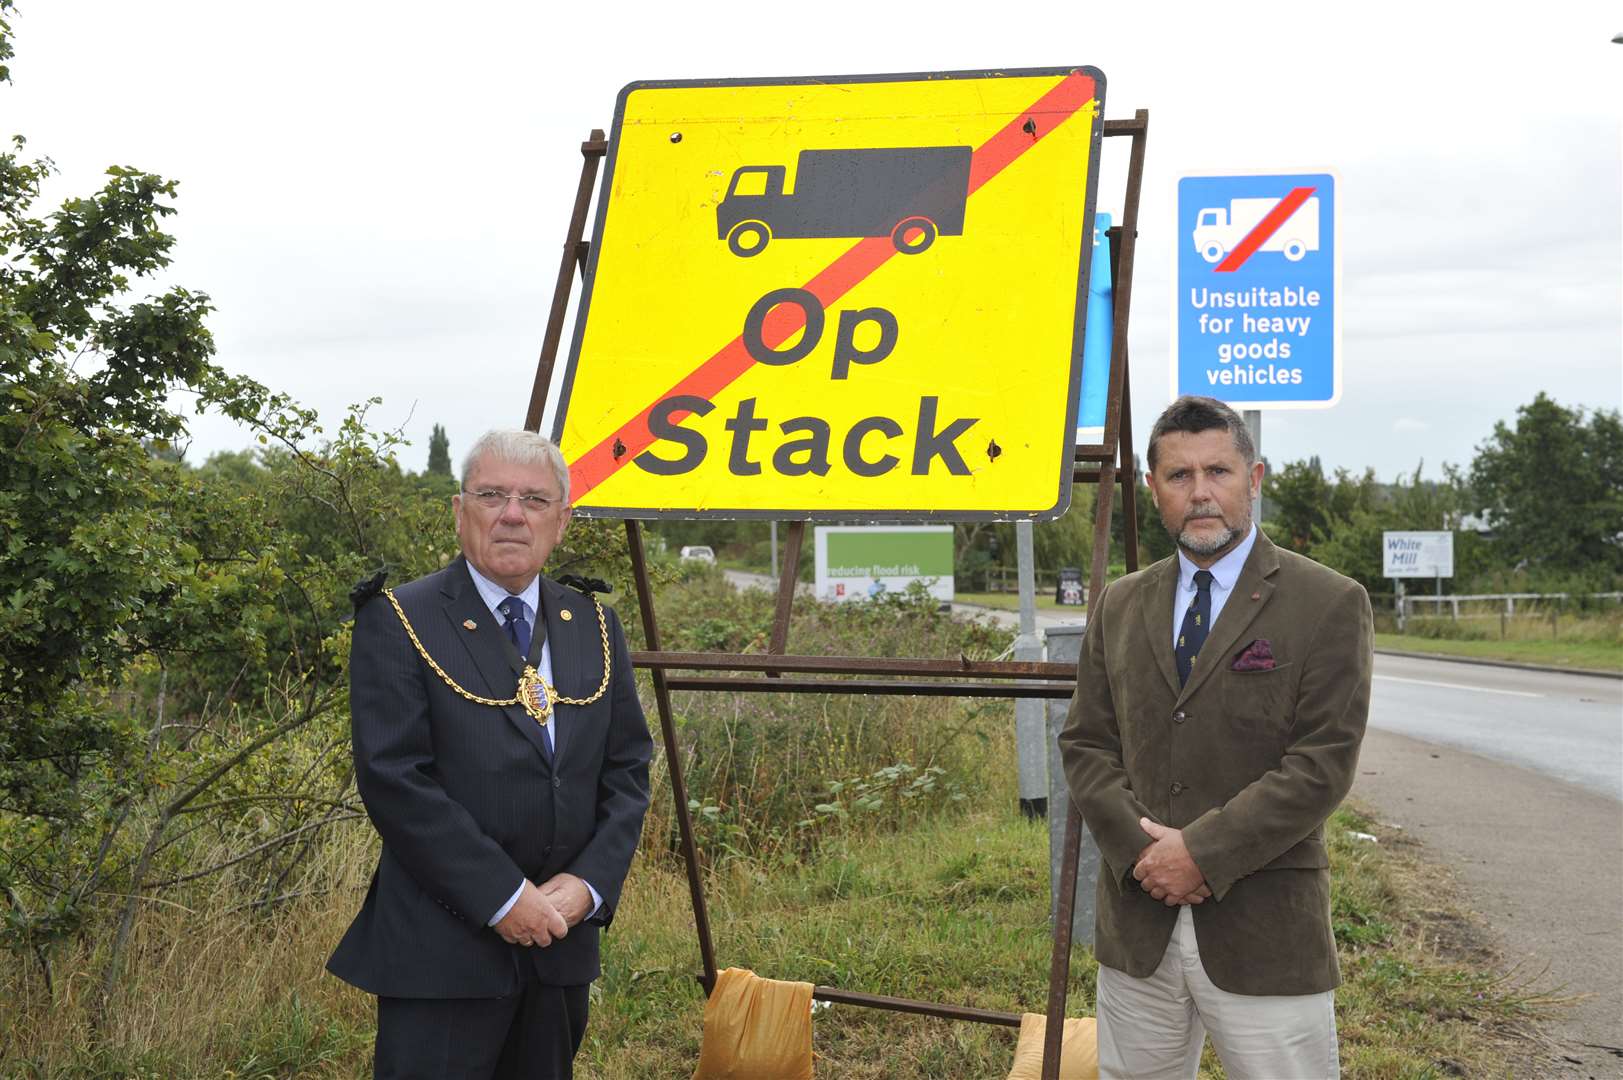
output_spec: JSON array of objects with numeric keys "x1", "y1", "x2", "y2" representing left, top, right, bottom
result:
[{"x1": 1221, "y1": 663, "x2": 1296, "y2": 735}]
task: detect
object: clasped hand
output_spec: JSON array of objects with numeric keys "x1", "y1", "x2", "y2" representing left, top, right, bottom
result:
[
  {"x1": 493, "y1": 873, "x2": 593, "y2": 947},
  {"x1": 1132, "y1": 817, "x2": 1213, "y2": 907}
]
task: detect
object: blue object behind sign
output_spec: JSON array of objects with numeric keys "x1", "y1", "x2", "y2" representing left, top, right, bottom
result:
[
  {"x1": 1173, "y1": 173, "x2": 1338, "y2": 408},
  {"x1": 1077, "y1": 211, "x2": 1113, "y2": 436}
]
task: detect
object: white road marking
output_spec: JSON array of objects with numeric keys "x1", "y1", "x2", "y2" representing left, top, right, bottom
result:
[{"x1": 1374, "y1": 674, "x2": 1541, "y2": 698}]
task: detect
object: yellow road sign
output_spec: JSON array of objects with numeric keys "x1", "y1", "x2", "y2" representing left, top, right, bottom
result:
[{"x1": 554, "y1": 67, "x2": 1106, "y2": 521}]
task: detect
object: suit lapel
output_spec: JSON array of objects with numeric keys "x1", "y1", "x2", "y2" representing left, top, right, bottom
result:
[
  {"x1": 1136, "y1": 558, "x2": 1182, "y2": 697},
  {"x1": 1178, "y1": 534, "x2": 1280, "y2": 703},
  {"x1": 540, "y1": 577, "x2": 583, "y2": 768},
  {"x1": 440, "y1": 557, "x2": 553, "y2": 767}
]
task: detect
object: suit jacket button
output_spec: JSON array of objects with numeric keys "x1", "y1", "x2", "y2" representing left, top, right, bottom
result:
[
  {"x1": 1173, "y1": 711, "x2": 1186, "y2": 724},
  {"x1": 553, "y1": 776, "x2": 562, "y2": 789},
  {"x1": 1170, "y1": 782, "x2": 1184, "y2": 795}
]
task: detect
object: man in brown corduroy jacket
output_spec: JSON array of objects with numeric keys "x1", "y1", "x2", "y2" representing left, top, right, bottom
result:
[{"x1": 1059, "y1": 396, "x2": 1372, "y2": 1080}]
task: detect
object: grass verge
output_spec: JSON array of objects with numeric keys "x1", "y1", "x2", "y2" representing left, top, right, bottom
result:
[
  {"x1": 1374, "y1": 632, "x2": 1622, "y2": 672},
  {"x1": 581, "y1": 799, "x2": 1547, "y2": 1079},
  {"x1": 1, "y1": 795, "x2": 1546, "y2": 1079},
  {"x1": 953, "y1": 591, "x2": 1080, "y2": 614}
]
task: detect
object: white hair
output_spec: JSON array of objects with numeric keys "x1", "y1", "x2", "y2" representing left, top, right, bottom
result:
[{"x1": 460, "y1": 429, "x2": 570, "y2": 503}]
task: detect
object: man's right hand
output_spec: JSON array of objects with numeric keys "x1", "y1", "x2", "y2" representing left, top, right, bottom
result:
[
  {"x1": 1135, "y1": 836, "x2": 1214, "y2": 907},
  {"x1": 493, "y1": 880, "x2": 569, "y2": 947}
]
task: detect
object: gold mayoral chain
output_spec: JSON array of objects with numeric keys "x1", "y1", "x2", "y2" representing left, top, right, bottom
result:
[{"x1": 382, "y1": 589, "x2": 612, "y2": 727}]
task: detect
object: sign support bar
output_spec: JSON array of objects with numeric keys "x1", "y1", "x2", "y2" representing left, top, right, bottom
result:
[
  {"x1": 525, "y1": 131, "x2": 607, "y2": 434},
  {"x1": 1044, "y1": 108, "x2": 1148, "y2": 1079}
]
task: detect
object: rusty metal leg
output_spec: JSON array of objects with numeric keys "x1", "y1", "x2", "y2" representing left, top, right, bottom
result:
[
  {"x1": 1118, "y1": 348, "x2": 1140, "y2": 575},
  {"x1": 765, "y1": 521, "x2": 805, "y2": 676},
  {"x1": 1087, "y1": 460, "x2": 1117, "y2": 607},
  {"x1": 1107, "y1": 226, "x2": 1141, "y2": 577},
  {"x1": 1048, "y1": 110, "x2": 1151, "y2": 1077},
  {"x1": 1041, "y1": 800, "x2": 1086, "y2": 1080},
  {"x1": 625, "y1": 519, "x2": 718, "y2": 990},
  {"x1": 525, "y1": 129, "x2": 607, "y2": 433}
]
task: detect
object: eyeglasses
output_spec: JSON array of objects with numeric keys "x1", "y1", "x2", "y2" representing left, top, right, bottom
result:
[{"x1": 462, "y1": 489, "x2": 562, "y2": 514}]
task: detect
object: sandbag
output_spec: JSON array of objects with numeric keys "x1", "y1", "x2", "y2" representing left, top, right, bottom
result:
[
  {"x1": 693, "y1": 967, "x2": 814, "y2": 1080},
  {"x1": 1005, "y1": 1012, "x2": 1098, "y2": 1080}
]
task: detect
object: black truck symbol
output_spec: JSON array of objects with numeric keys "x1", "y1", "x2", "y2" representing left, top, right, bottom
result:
[{"x1": 716, "y1": 146, "x2": 972, "y2": 257}]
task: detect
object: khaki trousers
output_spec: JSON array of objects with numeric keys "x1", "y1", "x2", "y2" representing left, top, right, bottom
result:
[{"x1": 1097, "y1": 906, "x2": 1339, "y2": 1080}]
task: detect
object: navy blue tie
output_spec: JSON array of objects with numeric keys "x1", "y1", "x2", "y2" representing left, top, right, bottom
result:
[
  {"x1": 1175, "y1": 570, "x2": 1214, "y2": 688},
  {"x1": 498, "y1": 596, "x2": 531, "y2": 659}
]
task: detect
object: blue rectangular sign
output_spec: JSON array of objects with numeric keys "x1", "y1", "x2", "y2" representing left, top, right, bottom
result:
[
  {"x1": 1077, "y1": 211, "x2": 1112, "y2": 440},
  {"x1": 1173, "y1": 172, "x2": 1338, "y2": 408}
]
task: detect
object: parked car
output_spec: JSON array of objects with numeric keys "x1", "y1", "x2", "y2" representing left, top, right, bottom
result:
[{"x1": 679, "y1": 545, "x2": 717, "y2": 565}]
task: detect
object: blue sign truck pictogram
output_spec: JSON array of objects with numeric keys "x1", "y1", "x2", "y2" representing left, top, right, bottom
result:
[{"x1": 1173, "y1": 172, "x2": 1339, "y2": 408}]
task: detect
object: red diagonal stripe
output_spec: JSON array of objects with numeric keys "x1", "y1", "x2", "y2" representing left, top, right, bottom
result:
[
  {"x1": 1214, "y1": 186, "x2": 1315, "y2": 273},
  {"x1": 569, "y1": 70, "x2": 1097, "y2": 501}
]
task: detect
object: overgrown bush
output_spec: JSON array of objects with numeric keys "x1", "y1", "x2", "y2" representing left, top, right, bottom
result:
[{"x1": 631, "y1": 574, "x2": 1013, "y2": 867}]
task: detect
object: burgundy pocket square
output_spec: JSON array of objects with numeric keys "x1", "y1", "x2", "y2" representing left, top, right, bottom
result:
[{"x1": 1232, "y1": 639, "x2": 1276, "y2": 671}]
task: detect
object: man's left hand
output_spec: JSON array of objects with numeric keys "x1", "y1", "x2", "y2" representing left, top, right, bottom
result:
[
  {"x1": 538, "y1": 872, "x2": 593, "y2": 929},
  {"x1": 1134, "y1": 817, "x2": 1206, "y2": 903}
]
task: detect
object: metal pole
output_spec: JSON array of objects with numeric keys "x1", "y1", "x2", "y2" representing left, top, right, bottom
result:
[
  {"x1": 1244, "y1": 409, "x2": 1263, "y2": 526},
  {"x1": 1015, "y1": 521, "x2": 1047, "y2": 818},
  {"x1": 1043, "y1": 804, "x2": 1088, "y2": 1079},
  {"x1": 1045, "y1": 108, "x2": 1150, "y2": 1080},
  {"x1": 624, "y1": 521, "x2": 717, "y2": 991},
  {"x1": 1107, "y1": 224, "x2": 1141, "y2": 580},
  {"x1": 1044, "y1": 626, "x2": 1096, "y2": 946},
  {"x1": 525, "y1": 131, "x2": 606, "y2": 433},
  {"x1": 764, "y1": 522, "x2": 805, "y2": 678}
]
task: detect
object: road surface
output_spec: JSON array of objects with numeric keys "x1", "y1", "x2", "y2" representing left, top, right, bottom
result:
[{"x1": 1369, "y1": 654, "x2": 1621, "y2": 800}]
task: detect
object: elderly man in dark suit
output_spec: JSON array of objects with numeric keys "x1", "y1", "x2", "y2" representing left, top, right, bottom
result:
[
  {"x1": 329, "y1": 429, "x2": 652, "y2": 1080},
  {"x1": 1059, "y1": 396, "x2": 1372, "y2": 1079}
]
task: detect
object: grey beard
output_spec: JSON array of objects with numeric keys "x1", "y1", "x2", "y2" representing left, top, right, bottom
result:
[
  {"x1": 1172, "y1": 500, "x2": 1249, "y2": 557},
  {"x1": 1177, "y1": 523, "x2": 1238, "y2": 557}
]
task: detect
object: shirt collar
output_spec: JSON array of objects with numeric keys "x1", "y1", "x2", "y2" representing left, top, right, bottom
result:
[
  {"x1": 1176, "y1": 523, "x2": 1258, "y2": 596},
  {"x1": 464, "y1": 560, "x2": 540, "y2": 621}
]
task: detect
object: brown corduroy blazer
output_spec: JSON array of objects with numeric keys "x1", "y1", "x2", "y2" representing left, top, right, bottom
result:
[{"x1": 1058, "y1": 531, "x2": 1373, "y2": 996}]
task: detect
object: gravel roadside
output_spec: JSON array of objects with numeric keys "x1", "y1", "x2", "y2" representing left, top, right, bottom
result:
[{"x1": 1353, "y1": 727, "x2": 1623, "y2": 1078}]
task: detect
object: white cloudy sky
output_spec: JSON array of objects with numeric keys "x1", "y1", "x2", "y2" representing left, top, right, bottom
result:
[{"x1": 7, "y1": 0, "x2": 1620, "y2": 483}]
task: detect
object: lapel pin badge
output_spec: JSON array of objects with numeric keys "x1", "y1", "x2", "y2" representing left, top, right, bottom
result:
[
  {"x1": 1250, "y1": 592, "x2": 1261, "y2": 601},
  {"x1": 560, "y1": 609, "x2": 573, "y2": 622},
  {"x1": 462, "y1": 619, "x2": 478, "y2": 630}
]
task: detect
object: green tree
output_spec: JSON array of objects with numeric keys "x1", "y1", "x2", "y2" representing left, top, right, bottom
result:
[
  {"x1": 1114, "y1": 456, "x2": 1173, "y2": 567},
  {"x1": 0, "y1": 4, "x2": 350, "y2": 967},
  {"x1": 1304, "y1": 464, "x2": 1487, "y2": 593},
  {"x1": 0, "y1": 10, "x2": 636, "y2": 996},
  {"x1": 0, "y1": 44, "x2": 273, "y2": 831},
  {"x1": 1034, "y1": 499, "x2": 1093, "y2": 576},
  {"x1": 1265, "y1": 456, "x2": 1331, "y2": 552},
  {"x1": 426, "y1": 422, "x2": 452, "y2": 476},
  {"x1": 1467, "y1": 393, "x2": 1623, "y2": 579}
]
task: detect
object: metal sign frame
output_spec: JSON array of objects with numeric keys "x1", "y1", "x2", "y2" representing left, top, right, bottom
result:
[
  {"x1": 547, "y1": 68, "x2": 1109, "y2": 524},
  {"x1": 525, "y1": 107, "x2": 1148, "y2": 1080}
]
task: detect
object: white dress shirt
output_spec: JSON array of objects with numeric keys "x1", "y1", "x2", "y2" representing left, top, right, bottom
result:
[
  {"x1": 1170, "y1": 524, "x2": 1258, "y2": 650},
  {"x1": 463, "y1": 563, "x2": 602, "y2": 927}
]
